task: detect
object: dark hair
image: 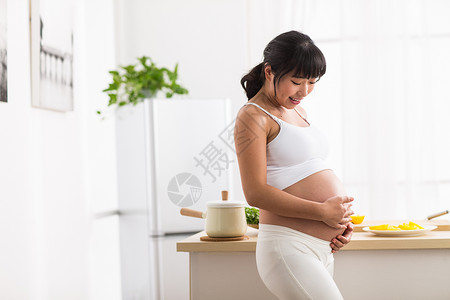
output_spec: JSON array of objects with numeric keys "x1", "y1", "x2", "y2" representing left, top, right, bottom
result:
[{"x1": 240, "y1": 31, "x2": 326, "y2": 100}]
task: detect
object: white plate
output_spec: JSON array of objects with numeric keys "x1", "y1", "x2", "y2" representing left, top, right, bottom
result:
[{"x1": 362, "y1": 225, "x2": 437, "y2": 237}]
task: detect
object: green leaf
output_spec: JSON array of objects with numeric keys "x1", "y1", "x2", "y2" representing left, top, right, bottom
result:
[
  {"x1": 108, "y1": 93, "x2": 118, "y2": 105},
  {"x1": 100, "y1": 55, "x2": 189, "y2": 112},
  {"x1": 245, "y1": 207, "x2": 260, "y2": 224}
]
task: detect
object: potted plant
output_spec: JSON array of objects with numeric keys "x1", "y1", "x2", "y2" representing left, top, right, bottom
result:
[{"x1": 99, "y1": 56, "x2": 188, "y2": 114}]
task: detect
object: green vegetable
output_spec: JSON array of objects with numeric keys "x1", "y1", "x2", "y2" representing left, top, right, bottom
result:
[{"x1": 245, "y1": 207, "x2": 260, "y2": 225}]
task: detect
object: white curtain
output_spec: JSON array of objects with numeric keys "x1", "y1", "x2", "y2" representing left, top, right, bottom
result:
[{"x1": 247, "y1": 0, "x2": 450, "y2": 219}]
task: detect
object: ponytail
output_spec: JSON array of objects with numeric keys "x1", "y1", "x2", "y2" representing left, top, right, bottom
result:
[{"x1": 240, "y1": 63, "x2": 264, "y2": 100}]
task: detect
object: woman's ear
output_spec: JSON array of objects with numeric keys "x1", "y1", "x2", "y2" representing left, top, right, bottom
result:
[{"x1": 264, "y1": 64, "x2": 274, "y2": 81}]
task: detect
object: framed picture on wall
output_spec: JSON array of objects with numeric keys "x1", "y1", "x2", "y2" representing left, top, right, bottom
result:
[
  {"x1": 0, "y1": 0, "x2": 7, "y2": 103},
  {"x1": 30, "y1": 0, "x2": 74, "y2": 112}
]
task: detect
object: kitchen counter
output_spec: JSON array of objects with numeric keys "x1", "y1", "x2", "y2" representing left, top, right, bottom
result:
[
  {"x1": 177, "y1": 220, "x2": 450, "y2": 300},
  {"x1": 177, "y1": 227, "x2": 450, "y2": 253}
]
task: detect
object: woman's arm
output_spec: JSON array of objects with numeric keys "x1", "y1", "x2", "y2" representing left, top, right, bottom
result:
[{"x1": 234, "y1": 106, "x2": 352, "y2": 229}]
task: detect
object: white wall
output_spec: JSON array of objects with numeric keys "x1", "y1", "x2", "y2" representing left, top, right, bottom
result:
[
  {"x1": 0, "y1": 0, "x2": 120, "y2": 299},
  {"x1": 116, "y1": 0, "x2": 249, "y2": 107}
]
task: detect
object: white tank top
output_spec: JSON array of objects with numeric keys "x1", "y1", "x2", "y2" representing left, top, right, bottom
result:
[{"x1": 244, "y1": 102, "x2": 330, "y2": 190}]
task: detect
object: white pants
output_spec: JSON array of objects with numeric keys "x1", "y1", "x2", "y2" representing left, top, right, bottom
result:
[{"x1": 256, "y1": 224, "x2": 344, "y2": 300}]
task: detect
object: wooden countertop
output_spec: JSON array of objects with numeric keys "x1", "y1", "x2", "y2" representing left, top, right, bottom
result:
[{"x1": 177, "y1": 220, "x2": 450, "y2": 253}]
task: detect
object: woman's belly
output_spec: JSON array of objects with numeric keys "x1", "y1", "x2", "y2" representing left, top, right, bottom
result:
[{"x1": 260, "y1": 169, "x2": 348, "y2": 242}]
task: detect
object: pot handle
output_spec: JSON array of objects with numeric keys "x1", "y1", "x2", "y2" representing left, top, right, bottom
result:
[
  {"x1": 221, "y1": 190, "x2": 228, "y2": 201},
  {"x1": 180, "y1": 208, "x2": 206, "y2": 219}
]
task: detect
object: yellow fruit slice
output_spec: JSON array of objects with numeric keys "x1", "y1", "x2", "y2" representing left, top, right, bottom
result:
[
  {"x1": 398, "y1": 223, "x2": 410, "y2": 230},
  {"x1": 387, "y1": 225, "x2": 401, "y2": 230},
  {"x1": 369, "y1": 224, "x2": 389, "y2": 230},
  {"x1": 409, "y1": 221, "x2": 423, "y2": 229},
  {"x1": 369, "y1": 221, "x2": 425, "y2": 231},
  {"x1": 350, "y1": 215, "x2": 365, "y2": 224}
]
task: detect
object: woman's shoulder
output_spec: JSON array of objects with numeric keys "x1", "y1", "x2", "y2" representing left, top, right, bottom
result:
[
  {"x1": 237, "y1": 102, "x2": 267, "y2": 121},
  {"x1": 236, "y1": 102, "x2": 273, "y2": 133}
]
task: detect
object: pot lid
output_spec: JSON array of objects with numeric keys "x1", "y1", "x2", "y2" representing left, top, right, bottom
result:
[
  {"x1": 206, "y1": 190, "x2": 245, "y2": 208},
  {"x1": 206, "y1": 200, "x2": 245, "y2": 208}
]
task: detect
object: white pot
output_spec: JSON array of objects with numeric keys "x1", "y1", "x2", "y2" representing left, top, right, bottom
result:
[
  {"x1": 204, "y1": 200, "x2": 247, "y2": 237},
  {"x1": 180, "y1": 191, "x2": 247, "y2": 238}
]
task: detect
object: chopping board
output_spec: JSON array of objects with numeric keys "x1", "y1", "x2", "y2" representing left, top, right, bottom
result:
[{"x1": 352, "y1": 219, "x2": 450, "y2": 232}]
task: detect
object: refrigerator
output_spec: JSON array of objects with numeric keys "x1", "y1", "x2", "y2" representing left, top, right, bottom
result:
[{"x1": 115, "y1": 98, "x2": 234, "y2": 299}]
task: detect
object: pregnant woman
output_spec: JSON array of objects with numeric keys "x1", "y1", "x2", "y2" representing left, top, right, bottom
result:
[{"x1": 234, "y1": 31, "x2": 354, "y2": 300}]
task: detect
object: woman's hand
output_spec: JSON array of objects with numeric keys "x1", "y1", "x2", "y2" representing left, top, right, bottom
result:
[
  {"x1": 321, "y1": 195, "x2": 354, "y2": 229},
  {"x1": 330, "y1": 222, "x2": 354, "y2": 253}
]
